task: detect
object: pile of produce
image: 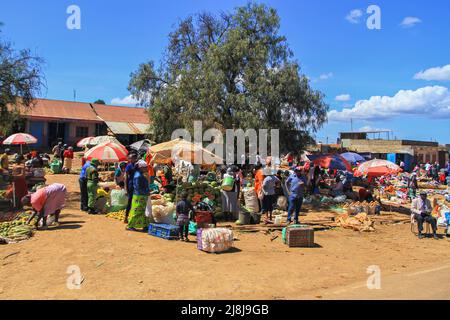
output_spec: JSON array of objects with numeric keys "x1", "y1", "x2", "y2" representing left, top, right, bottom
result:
[
  {"x1": 106, "y1": 210, "x2": 126, "y2": 221},
  {"x1": 0, "y1": 211, "x2": 36, "y2": 243},
  {"x1": 173, "y1": 181, "x2": 223, "y2": 217},
  {"x1": 335, "y1": 212, "x2": 375, "y2": 232},
  {"x1": 343, "y1": 201, "x2": 379, "y2": 215}
]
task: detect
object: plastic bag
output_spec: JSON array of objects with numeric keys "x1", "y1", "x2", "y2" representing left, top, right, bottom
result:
[
  {"x1": 333, "y1": 195, "x2": 347, "y2": 203},
  {"x1": 110, "y1": 189, "x2": 128, "y2": 209},
  {"x1": 243, "y1": 188, "x2": 259, "y2": 213},
  {"x1": 277, "y1": 196, "x2": 287, "y2": 210},
  {"x1": 197, "y1": 228, "x2": 233, "y2": 253}
]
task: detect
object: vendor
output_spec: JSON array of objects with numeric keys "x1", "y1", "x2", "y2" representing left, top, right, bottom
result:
[
  {"x1": 22, "y1": 183, "x2": 67, "y2": 230},
  {"x1": 127, "y1": 160, "x2": 150, "y2": 232},
  {"x1": 407, "y1": 173, "x2": 418, "y2": 200},
  {"x1": 359, "y1": 186, "x2": 374, "y2": 202},
  {"x1": 114, "y1": 162, "x2": 127, "y2": 186},
  {"x1": 0, "y1": 148, "x2": 10, "y2": 170},
  {"x1": 411, "y1": 191, "x2": 438, "y2": 240},
  {"x1": 86, "y1": 158, "x2": 100, "y2": 215},
  {"x1": 11, "y1": 158, "x2": 27, "y2": 209},
  {"x1": 330, "y1": 176, "x2": 344, "y2": 197},
  {"x1": 221, "y1": 166, "x2": 240, "y2": 221},
  {"x1": 62, "y1": 146, "x2": 74, "y2": 173}
]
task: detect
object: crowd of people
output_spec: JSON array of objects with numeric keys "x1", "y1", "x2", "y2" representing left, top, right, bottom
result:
[{"x1": 3, "y1": 141, "x2": 449, "y2": 240}]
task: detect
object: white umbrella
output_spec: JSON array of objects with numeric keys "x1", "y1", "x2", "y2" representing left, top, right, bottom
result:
[{"x1": 90, "y1": 135, "x2": 120, "y2": 146}]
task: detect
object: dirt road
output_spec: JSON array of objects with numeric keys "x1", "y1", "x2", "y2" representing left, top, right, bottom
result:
[{"x1": 0, "y1": 174, "x2": 449, "y2": 300}]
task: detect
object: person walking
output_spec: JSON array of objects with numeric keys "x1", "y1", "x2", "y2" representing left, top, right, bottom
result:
[
  {"x1": 127, "y1": 160, "x2": 150, "y2": 231},
  {"x1": 79, "y1": 158, "x2": 91, "y2": 212},
  {"x1": 285, "y1": 167, "x2": 306, "y2": 225},
  {"x1": 86, "y1": 158, "x2": 99, "y2": 215},
  {"x1": 221, "y1": 167, "x2": 240, "y2": 221}
]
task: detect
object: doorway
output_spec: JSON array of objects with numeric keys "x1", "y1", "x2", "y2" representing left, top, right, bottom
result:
[{"x1": 48, "y1": 122, "x2": 66, "y2": 148}]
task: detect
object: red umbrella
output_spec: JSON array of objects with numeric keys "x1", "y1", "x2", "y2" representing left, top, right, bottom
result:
[
  {"x1": 2, "y1": 133, "x2": 38, "y2": 154},
  {"x1": 84, "y1": 142, "x2": 128, "y2": 163},
  {"x1": 313, "y1": 154, "x2": 352, "y2": 172}
]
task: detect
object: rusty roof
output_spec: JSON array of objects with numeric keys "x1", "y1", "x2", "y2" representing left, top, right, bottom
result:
[
  {"x1": 16, "y1": 99, "x2": 101, "y2": 122},
  {"x1": 92, "y1": 103, "x2": 149, "y2": 124}
]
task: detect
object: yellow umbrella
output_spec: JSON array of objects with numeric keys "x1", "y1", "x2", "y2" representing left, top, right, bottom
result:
[{"x1": 149, "y1": 138, "x2": 223, "y2": 165}]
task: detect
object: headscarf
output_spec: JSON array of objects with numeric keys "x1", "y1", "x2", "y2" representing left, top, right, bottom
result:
[{"x1": 90, "y1": 158, "x2": 99, "y2": 167}]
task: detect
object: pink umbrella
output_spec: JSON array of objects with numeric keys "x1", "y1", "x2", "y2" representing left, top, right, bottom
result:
[
  {"x1": 84, "y1": 141, "x2": 128, "y2": 163},
  {"x1": 2, "y1": 133, "x2": 38, "y2": 154}
]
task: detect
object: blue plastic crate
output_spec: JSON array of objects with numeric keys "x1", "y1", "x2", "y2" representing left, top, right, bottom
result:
[{"x1": 148, "y1": 223, "x2": 180, "y2": 240}]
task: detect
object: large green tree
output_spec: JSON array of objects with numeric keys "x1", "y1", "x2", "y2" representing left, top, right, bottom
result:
[
  {"x1": 128, "y1": 3, "x2": 328, "y2": 153},
  {"x1": 0, "y1": 28, "x2": 45, "y2": 135}
]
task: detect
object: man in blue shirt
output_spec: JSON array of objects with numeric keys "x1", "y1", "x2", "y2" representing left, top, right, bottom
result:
[
  {"x1": 124, "y1": 153, "x2": 138, "y2": 223},
  {"x1": 79, "y1": 159, "x2": 91, "y2": 212},
  {"x1": 285, "y1": 167, "x2": 306, "y2": 225}
]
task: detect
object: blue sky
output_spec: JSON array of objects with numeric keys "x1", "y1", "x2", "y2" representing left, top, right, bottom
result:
[{"x1": 1, "y1": 0, "x2": 449, "y2": 144}]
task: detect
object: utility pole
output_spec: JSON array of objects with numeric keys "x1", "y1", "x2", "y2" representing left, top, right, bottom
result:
[
  {"x1": 73, "y1": 89, "x2": 77, "y2": 102},
  {"x1": 350, "y1": 118, "x2": 353, "y2": 132}
]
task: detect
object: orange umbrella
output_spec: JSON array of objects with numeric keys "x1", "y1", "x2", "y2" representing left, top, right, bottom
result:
[{"x1": 354, "y1": 159, "x2": 401, "y2": 177}]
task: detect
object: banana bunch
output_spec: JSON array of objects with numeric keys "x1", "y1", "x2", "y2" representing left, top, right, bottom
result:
[
  {"x1": 0, "y1": 222, "x2": 34, "y2": 240},
  {"x1": 106, "y1": 210, "x2": 126, "y2": 221}
]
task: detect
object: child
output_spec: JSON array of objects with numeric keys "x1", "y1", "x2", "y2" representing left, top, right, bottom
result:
[
  {"x1": 95, "y1": 186, "x2": 110, "y2": 214},
  {"x1": 176, "y1": 192, "x2": 194, "y2": 242}
]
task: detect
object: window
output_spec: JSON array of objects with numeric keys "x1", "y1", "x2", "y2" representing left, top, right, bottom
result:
[{"x1": 76, "y1": 126, "x2": 89, "y2": 138}]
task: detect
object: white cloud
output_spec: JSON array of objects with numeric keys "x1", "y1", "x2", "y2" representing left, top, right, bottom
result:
[
  {"x1": 414, "y1": 64, "x2": 450, "y2": 81},
  {"x1": 111, "y1": 95, "x2": 138, "y2": 106},
  {"x1": 346, "y1": 9, "x2": 363, "y2": 24},
  {"x1": 400, "y1": 17, "x2": 422, "y2": 28},
  {"x1": 358, "y1": 126, "x2": 390, "y2": 132},
  {"x1": 335, "y1": 94, "x2": 351, "y2": 102},
  {"x1": 328, "y1": 86, "x2": 450, "y2": 121},
  {"x1": 313, "y1": 72, "x2": 333, "y2": 83}
]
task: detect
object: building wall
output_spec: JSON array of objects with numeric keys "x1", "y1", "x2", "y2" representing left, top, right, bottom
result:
[{"x1": 26, "y1": 119, "x2": 99, "y2": 149}]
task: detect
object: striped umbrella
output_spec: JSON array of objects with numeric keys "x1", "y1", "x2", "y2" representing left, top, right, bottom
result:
[
  {"x1": 313, "y1": 154, "x2": 352, "y2": 171},
  {"x1": 354, "y1": 159, "x2": 401, "y2": 177},
  {"x1": 84, "y1": 141, "x2": 128, "y2": 163},
  {"x1": 2, "y1": 133, "x2": 38, "y2": 154},
  {"x1": 76, "y1": 136, "x2": 95, "y2": 148}
]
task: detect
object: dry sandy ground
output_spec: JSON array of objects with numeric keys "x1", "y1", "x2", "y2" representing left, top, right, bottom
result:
[{"x1": 0, "y1": 174, "x2": 449, "y2": 300}]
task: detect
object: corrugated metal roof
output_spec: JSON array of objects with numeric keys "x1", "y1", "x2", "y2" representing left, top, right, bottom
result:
[
  {"x1": 16, "y1": 99, "x2": 101, "y2": 122},
  {"x1": 105, "y1": 121, "x2": 149, "y2": 135},
  {"x1": 92, "y1": 104, "x2": 150, "y2": 123}
]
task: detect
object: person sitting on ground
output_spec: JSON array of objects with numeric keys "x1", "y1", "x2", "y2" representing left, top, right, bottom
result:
[
  {"x1": 22, "y1": 183, "x2": 67, "y2": 230},
  {"x1": 0, "y1": 148, "x2": 10, "y2": 170},
  {"x1": 330, "y1": 176, "x2": 345, "y2": 197},
  {"x1": 358, "y1": 185, "x2": 374, "y2": 202},
  {"x1": 411, "y1": 191, "x2": 438, "y2": 240},
  {"x1": 95, "y1": 186, "x2": 110, "y2": 214},
  {"x1": 176, "y1": 192, "x2": 194, "y2": 242}
]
